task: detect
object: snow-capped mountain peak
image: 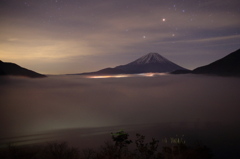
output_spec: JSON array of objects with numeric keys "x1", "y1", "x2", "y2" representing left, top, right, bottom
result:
[
  {"x1": 114, "y1": 52, "x2": 188, "y2": 73},
  {"x1": 128, "y1": 52, "x2": 170, "y2": 65}
]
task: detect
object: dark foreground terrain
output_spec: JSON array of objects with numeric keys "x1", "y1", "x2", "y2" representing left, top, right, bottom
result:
[{"x1": 0, "y1": 130, "x2": 215, "y2": 159}]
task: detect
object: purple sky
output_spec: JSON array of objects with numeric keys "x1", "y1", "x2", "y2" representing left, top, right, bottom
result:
[{"x1": 0, "y1": 0, "x2": 239, "y2": 74}]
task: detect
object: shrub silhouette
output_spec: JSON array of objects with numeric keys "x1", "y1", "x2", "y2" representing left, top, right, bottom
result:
[
  {"x1": 43, "y1": 142, "x2": 79, "y2": 159},
  {"x1": 134, "y1": 133, "x2": 162, "y2": 159},
  {"x1": 80, "y1": 148, "x2": 96, "y2": 159},
  {"x1": 97, "y1": 130, "x2": 132, "y2": 159},
  {"x1": 0, "y1": 143, "x2": 42, "y2": 159}
]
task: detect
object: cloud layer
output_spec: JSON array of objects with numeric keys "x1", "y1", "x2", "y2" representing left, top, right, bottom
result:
[{"x1": 1, "y1": 75, "x2": 240, "y2": 135}]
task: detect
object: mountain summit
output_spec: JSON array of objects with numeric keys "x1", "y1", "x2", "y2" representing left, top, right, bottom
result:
[
  {"x1": 78, "y1": 52, "x2": 188, "y2": 75},
  {"x1": 115, "y1": 52, "x2": 188, "y2": 73},
  {"x1": 126, "y1": 52, "x2": 172, "y2": 65}
]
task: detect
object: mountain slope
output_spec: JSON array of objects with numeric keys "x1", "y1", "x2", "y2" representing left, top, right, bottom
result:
[
  {"x1": 79, "y1": 68, "x2": 127, "y2": 75},
  {"x1": 0, "y1": 60, "x2": 46, "y2": 78},
  {"x1": 192, "y1": 49, "x2": 240, "y2": 76},
  {"x1": 115, "y1": 52, "x2": 188, "y2": 73}
]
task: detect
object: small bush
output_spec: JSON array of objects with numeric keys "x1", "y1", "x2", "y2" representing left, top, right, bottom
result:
[
  {"x1": 42, "y1": 142, "x2": 79, "y2": 159},
  {"x1": 134, "y1": 133, "x2": 161, "y2": 159}
]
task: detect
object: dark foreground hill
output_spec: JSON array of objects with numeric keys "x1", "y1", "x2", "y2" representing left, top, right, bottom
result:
[
  {"x1": 171, "y1": 49, "x2": 240, "y2": 77},
  {"x1": 78, "y1": 52, "x2": 188, "y2": 75},
  {"x1": 0, "y1": 60, "x2": 46, "y2": 78},
  {"x1": 192, "y1": 49, "x2": 240, "y2": 77}
]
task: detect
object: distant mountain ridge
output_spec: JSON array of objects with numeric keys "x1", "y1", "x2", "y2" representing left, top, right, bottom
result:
[
  {"x1": 0, "y1": 60, "x2": 46, "y2": 78},
  {"x1": 78, "y1": 52, "x2": 188, "y2": 75},
  {"x1": 80, "y1": 67, "x2": 127, "y2": 76}
]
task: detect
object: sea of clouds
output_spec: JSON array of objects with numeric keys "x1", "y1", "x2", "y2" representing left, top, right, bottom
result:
[{"x1": 0, "y1": 74, "x2": 240, "y2": 157}]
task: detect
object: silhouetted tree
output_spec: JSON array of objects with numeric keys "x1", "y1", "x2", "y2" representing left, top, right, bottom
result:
[
  {"x1": 110, "y1": 130, "x2": 132, "y2": 159},
  {"x1": 134, "y1": 133, "x2": 162, "y2": 159}
]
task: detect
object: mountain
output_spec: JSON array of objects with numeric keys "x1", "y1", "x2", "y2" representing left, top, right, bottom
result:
[
  {"x1": 0, "y1": 60, "x2": 46, "y2": 78},
  {"x1": 77, "y1": 52, "x2": 188, "y2": 75},
  {"x1": 115, "y1": 53, "x2": 188, "y2": 73},
  {"x1": 192, "y1": 49, "x2": 240, "y2": 77}
]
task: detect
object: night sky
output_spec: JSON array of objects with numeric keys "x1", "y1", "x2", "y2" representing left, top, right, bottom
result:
[{"x1": 0, "y1": 0, "x2": 240, "y2": 74}]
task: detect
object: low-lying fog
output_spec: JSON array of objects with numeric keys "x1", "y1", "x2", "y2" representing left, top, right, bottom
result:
[{"x1": 0, "y1": 74, "x2": 240, "y2": 158}]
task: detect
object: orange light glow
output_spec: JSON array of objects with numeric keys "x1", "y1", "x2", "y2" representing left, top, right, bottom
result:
[
  {"x1": 88, "y1": 75, "x2": 130, "y2": 78},
  {"x1": 140, "y1": 73, "x2": 155, "y2": 77}
]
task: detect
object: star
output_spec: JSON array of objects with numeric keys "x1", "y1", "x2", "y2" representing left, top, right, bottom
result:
[
  {"x1": 162, "y1": 18, "x2": 166, "y2": 22},
  {"x1": 143, "y1": 36, "x2": 146, "y2": 38}
]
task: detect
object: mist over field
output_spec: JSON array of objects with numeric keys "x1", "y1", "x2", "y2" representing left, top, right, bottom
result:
[{"x1": 1, "y1": 74, "x2": 240, "y2": 157}]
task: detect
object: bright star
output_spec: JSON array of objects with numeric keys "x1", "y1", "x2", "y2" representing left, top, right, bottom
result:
[
  {"x1": 162, "y1": 19, "x2": 166, "y2": 21},
  {"x1": 143, "y1": 36, "x2": 146, "y2": 38}
]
